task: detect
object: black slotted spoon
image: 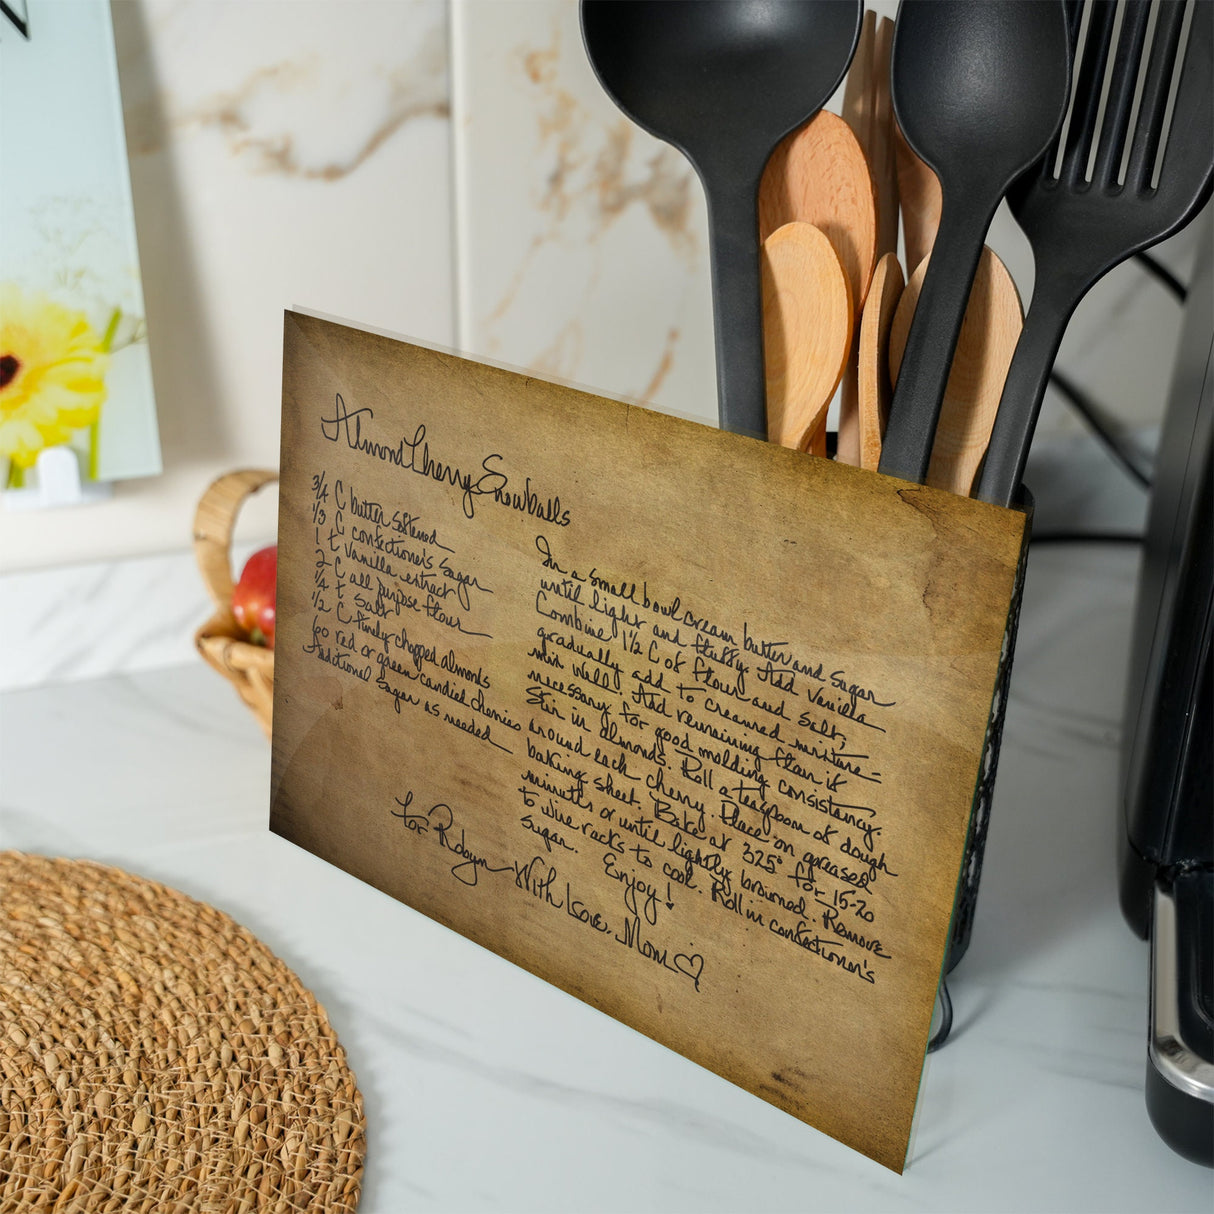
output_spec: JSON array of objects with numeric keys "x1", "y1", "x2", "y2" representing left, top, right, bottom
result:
[{"x1": 976, "y1": 0, "x2": 1214, "y2": 508}]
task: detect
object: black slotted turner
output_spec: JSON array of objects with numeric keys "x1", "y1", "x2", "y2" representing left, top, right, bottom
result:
[{"x1": 975, "y1": 0, "x2": 1214, "y2": 508}]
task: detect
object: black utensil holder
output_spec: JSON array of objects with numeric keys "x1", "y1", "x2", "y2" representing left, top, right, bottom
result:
[{"x1": 946, "y1": 490, "x2": 1033, "y2": 974}]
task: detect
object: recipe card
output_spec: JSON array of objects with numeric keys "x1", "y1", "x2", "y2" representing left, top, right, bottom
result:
[{"x1": 270, "y1": 310, "x2": 1027, "y2": 1171}]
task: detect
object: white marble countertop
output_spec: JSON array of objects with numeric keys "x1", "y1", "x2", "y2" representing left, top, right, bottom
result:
[{"x1": 3, "y1": 482, "x2": 1212, "y2": 1211}]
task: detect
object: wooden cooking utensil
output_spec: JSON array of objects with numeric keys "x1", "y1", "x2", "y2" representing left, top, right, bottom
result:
[
  {"x1": 889, "y1": 248, "x2": 1023, "y2": 496},
  {"x1": 804, "y1": 423, "x2": 828, "y2": 459},
  {"x1": 837, "y1": 11, "x2": 898, "y2": 465},
  {"x1": 761, "y1": 222, "x2": 854, "y2": 451},
  {"x1": 843, "y1": 11, "x2": 899, "y2": 261},
  {"x1": 759, "y1": 110, "x2": 878, "y2": 316},
  {"x1": 894, "y1": 122, "x2": 942, "y2": 273},
  {"x1": 857, "y1": 252, "x2": 905, "y2": 472}
]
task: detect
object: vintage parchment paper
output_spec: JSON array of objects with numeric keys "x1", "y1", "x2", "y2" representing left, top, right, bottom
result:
[{"x1": 270, "y1": 311, "x2": 1027, "y2": 1171}]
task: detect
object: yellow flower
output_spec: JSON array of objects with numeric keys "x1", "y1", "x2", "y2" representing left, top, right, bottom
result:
[{"x1": 0, "y1": 284, "x2": 109, "y2": 469}]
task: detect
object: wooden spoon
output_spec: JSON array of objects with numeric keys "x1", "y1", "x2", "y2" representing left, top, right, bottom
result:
[
  {"x1": 759, "y1": 110, "x2": 878, "y2": 317},
  {"x1": 888, "y1": 248, "x2": 1023, "y2": 496},
  {"x1": 843, "y1": 11, "x2": 898, "y2": 261},
  {"x1": 857, "y1": 252, "x2": 905, "y2": 472},
  {"x1": 836, "y1": 12, "x2": 898, "y2": 465},
  {"x1": 761, "y1": 222, "x2": 853, "y2": 451}
]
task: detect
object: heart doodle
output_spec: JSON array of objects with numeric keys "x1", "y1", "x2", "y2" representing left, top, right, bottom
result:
[{"x1": 674, "y1": 952, "x2": 704, "y2": 991}]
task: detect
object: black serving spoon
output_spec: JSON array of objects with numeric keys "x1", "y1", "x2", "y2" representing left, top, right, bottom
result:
[
  {"x1": 976, "y1": 0, "x2": 1214, "y2": 508},
  {"x1": 581, "y1": 0, "x2": 862, "y2": 439},
  {"x1": 878, "y1": 0, "x2": 1072, "y2": 485}
]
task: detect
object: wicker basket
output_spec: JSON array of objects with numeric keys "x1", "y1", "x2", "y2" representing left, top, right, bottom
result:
[{"x1": 194, "y1": 469, "x2": 278, "y2": 737}]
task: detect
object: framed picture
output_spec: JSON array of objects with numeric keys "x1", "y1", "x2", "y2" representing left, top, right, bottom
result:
[{"x1": 1, "y1": 0, "x2": 161, "y2": 498}]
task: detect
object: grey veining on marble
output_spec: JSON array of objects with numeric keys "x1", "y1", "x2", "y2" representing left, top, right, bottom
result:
[
  {"x1": 451, "y1": 0, "x2": 719, "y2": 426},
  {"x1": 119, "y1": 0, "x2": 451, "y2": 195}
]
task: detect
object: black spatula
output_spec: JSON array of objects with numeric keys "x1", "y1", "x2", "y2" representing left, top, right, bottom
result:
[{"x1": 976, "y1": 0, "x2": 1214, "y2": 508}]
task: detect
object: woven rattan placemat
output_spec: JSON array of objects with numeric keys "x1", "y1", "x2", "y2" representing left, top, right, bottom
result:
[{"x1": 0, "y1": 851, "x2": 365, "y2": 1212}]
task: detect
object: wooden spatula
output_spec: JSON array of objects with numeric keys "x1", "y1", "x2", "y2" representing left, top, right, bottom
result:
[
  {"x1": 857, "y1": 251, "x2": 905, "y2": 472},
  {"x1": 761, "y1": 222, "x2": 854, "y2": 451},
  {"x1": 759, "y1": 110, "x2": 877, "y2": 317},
  {"x1": 837, "y1": 12, "x2": 899, "y2": 464},
  {"x1": 889, "y1": 248, "x2": 1023, "y2": 496},
  {"x1": 843, "y1": 12, "x2": 899, "y2": 261}
]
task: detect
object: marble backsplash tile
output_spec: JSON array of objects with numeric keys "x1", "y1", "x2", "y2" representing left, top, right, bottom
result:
[
  {"x1": 0, "y1": 546, "x2": 250, "y2": 691},
  {"x1": 121, "y1": 1, "x2": 449, "y2": 177},
  {"x1": 452, "y1": 0, "x2": 718, "y2": 426}
]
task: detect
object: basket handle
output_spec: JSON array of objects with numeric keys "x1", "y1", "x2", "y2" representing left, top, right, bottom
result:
[{"x1": 193, "y1": 469, "x2": 279, "y2": 609}]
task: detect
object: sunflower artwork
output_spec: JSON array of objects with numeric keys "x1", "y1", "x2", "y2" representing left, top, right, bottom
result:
[
  {"x1": 1, "y1": 0, "x2": 162, "y2": 501},
  {"x1": 0, "y1": 286, "x2": 111, "y2": 488}
]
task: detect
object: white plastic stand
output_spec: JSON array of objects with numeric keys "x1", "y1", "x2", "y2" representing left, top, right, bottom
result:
[{"x1": 3, "y1": 446, "x2": 113, "y2": 511}]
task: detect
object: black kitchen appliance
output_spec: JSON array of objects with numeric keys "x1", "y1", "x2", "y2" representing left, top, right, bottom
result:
[{"x1": 1119, "y1": 213, "x2": 1213, "y2": 1166}]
